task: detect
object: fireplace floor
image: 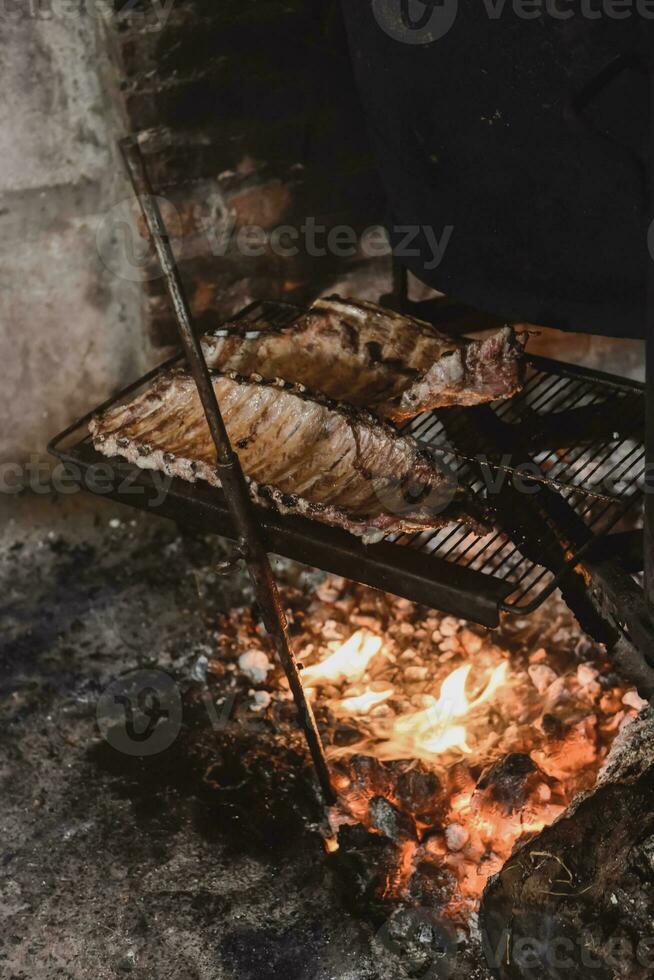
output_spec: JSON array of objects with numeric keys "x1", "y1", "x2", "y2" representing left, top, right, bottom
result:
[
  {"x1": 0, "y1": 499, "x2": 422, "y2": 980},
  {"x1": 1, "y1": 497, "x2": 640, "y2": 980}
]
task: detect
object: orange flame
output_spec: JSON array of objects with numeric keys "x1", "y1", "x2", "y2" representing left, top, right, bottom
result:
[
  {"x1": 337, "y1": 688, "x2": 394, "y2": 715},
  {"x1": 302, "y1": 630, "x2": 382, "y2": 686},
  {"x1": 374, "y1": 663, "x2": 509, "y2": 762}
]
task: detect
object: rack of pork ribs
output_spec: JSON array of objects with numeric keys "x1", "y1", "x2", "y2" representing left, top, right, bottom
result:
[{"x1": 50, "y1": 297, "x2": 645, "y2": 630}]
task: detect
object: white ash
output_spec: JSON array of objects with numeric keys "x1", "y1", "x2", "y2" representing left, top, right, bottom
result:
[
  {"x1": 544, "y1": 676, "x2": 568, "y2": 709},
  {"x1": 238, "y1": 650, "x2": 273, "y2": 684},
  {"x1": 445, "y1": 823, "x2": 470, "y2": 852},
  {"x1": 250, "y1": 691, "x2": 272, "y2": 712},
  {"x1": 439, "y1": 617, "x2": 459, "y2": 637},
  {"x1": 622, "y1": 690, "x2": 649, "y2": 711},
  {"x1": 528, "y1": 664, "x2": 558, "y2": 694},
  {"x1": 460, "y1": 630, "x2": 483, "y2": 654},
  {"x1": 577, "y1": 663, "x2": 600, "y2": 687},
  {"x1": 439, "y1": 637, "x2": 460, "y2": 653},
  {"x1": 190, "y1": 655, "x2": 209, "y2": 683}
]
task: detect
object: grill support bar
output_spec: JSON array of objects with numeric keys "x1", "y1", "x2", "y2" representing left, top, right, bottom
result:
[
  {"x1": 119, "y1": 137, "x2": 336, "y2": 807},
  {"x1": 647, "y1": 48, "x2": 654, "y2": 609}
]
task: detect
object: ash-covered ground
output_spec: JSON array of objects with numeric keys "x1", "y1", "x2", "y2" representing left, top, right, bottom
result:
[
  {"x1": 8, "y1": 495, "x2": 605, "y2": 978},
  {"x1": 1, "y1": 497, "x2": 453, "y2": 980}
]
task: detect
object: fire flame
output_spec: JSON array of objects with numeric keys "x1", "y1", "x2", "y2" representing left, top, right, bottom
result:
[
  {"x1": 225, "y1": 578, "x2": 640, "y2": 927},
  {"x1": 337, "y1": 688, "x2": 394, "y2": 716},
  {"x1": 371, "y1": 662, "x2": 509, "y2": 762},
  {"x1": 307, "y1": 632, "x2": 510, "y2": 763},
  {"x1": 301, "y1": 630, "x2": 382, "y2": 686}
]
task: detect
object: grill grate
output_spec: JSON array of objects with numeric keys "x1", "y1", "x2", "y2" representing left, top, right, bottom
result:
[
  {"x1": 394, "y1": 359, "x2": 644, "y2": 611},
  {"x1": 48, "y1": 300, "x2": 645, "y2": 626},
  {"x1": 224, "y1": 301, "x2": 645, "y2": 610}
]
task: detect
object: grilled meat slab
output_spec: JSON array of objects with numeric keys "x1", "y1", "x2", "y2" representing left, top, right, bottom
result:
[
  {"x1": 202, "y1": 297, "x2": 526, "y2": 421},
  {"x1": 89, "y1": 367, "x2": 485, "y2": 543}
]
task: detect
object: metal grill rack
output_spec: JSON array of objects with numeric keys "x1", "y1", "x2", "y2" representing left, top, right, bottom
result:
[
  {"x1": 49, "y1": 300, "x2": 645, "y2": 629},
  {"x1": 395, "y1": 358, "x2": 644, "y2": 614}
]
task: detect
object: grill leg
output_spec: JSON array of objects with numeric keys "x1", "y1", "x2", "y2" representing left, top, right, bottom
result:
[
  {"x1": 647, "y1": 52, "x2": 654, "y2": 607},
  {"x1": 119, "y1": 137, "x2": 336, "y2": 807}
]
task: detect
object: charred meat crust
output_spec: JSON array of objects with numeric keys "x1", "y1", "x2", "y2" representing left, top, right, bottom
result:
[
  {"x1": 202, "y1": 297, "x2": 527, "y2": 421},
  {"x1": 89, "y1": 367, "x2": 488, "y2": 543}
]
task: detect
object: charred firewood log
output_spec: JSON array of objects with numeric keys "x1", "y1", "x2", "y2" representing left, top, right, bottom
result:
[{"x1": 479, "y1": 708, "x2": 654, "y2": 980}]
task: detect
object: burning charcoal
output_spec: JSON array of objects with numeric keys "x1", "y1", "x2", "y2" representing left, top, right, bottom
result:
[
  {"x1": 394, "y1": 764, "x2": 446, "y2": 826},
  {"x1": 460, "y1": 629, "x2": 484, "y2": 654},
  {"x1": 541, "y1": 712, "x2": 566, "y2": 739},
  {"x1": 577, "y1": 663, "x2": 600, "y2": 687},
  {"x1": 369, "y1": 796, "x2": 417, "y2": 842},
  {"x1": 475, "y1": 753, "x2": 544, "y2": 813},
  {"x1": 544, "y1": 676, "x2": 568, "y2": 710},
  {"x1": 439, "y1": 637, "x2": 460, "y2": 654},
  {"x1": 316, "y1": 576, "x2": 346, "y2": 603},
  {"x1": 631, "y1": 835, "x2": 654, "y2": 881},
  {"x1": 481, "y1": 709, "x2": 654, "y2": 980},
  {"x1": 407, "y1": 860, "x2": 457, "y2": 909},
  {"x1": 376, "y1": 906, "x2": 458, "y2": 979},
  {"x1": 250, "y1": 691, "x2": 271, "y2": 712},
  {"x1": 332, "y1": 723, "x2": 365, "y2": 747},
  {"x1": 347, "y1": 754, "x2": 392, "y2": 799},
  {"x1": 333, "y1": 824, "x2": 404, "y2": 921},
  {"x1": 533, "y1": 715, "x2": 600, "y2": 781}
]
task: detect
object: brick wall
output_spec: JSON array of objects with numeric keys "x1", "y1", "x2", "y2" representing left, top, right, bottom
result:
[{"x1": 110, "y1": 0, "x2": 387, "y2": 348}]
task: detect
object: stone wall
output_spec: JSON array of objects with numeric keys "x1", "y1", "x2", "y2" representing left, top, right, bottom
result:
[
  {"x1": 0, "y1": 5, "x2": 153, "y2": 466},
  {"x1": 0, "y1": 0, "x2": 387, "y2": 472}
]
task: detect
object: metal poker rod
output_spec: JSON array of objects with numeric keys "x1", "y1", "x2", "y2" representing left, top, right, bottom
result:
[{"x1": 119, "y1": 136, "x2": 336, "y2": 806}]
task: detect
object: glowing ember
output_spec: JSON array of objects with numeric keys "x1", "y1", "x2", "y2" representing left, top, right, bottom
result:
[
  {"x1": 301, "y1": 629, "x2": 382, "y2": 686},
  {"x1": 221, "y1": 576, "x2": 641, "y2": 931}
]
